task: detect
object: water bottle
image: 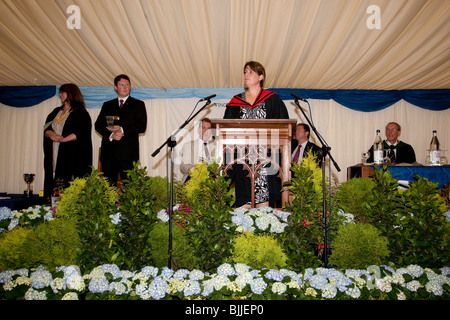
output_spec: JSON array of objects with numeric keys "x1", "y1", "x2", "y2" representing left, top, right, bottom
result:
[
  {"x1": 373, "y1": 129, "x2": 384, "y2": 164},
  {"x1": 429, "y1": 130, "x2": 441, "y2": 165}
]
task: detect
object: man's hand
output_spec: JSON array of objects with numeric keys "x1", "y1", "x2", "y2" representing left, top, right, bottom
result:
[{"x1": 107, "y1": 125, "x2": 124, "y2": 141}]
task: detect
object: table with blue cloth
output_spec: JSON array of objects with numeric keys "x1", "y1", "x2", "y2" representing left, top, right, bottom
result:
[
  {"x1": 347, "y1": 165, "x2": 450, "y2": 189},
  {"x1": 0, "y1": 194, "x2": 47, "y2": 210}
]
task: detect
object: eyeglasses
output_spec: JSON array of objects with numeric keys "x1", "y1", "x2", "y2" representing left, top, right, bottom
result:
[{"x1": 385, "y1": 128, "x2": 399, "y2": 132}]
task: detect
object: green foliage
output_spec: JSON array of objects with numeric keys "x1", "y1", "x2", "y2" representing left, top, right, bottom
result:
[
  {"x1": 58, "y1": 169, "x2": 119, "y2": 270},
  {"x1": 339, "y1": 166, "x2": 449, "y2": 267},
  {"x1": 0, "y1": 217, "x2": 80, "y2": 271},
  {"x1": 333, "y1": 177, "x2": 376, "y2": 223},
  {"x1": 148, "y1": 222, "x2": 200, "y2": 270},
  {"x1": 0, "y1": 227, "x2": 35, "y2": 270},
  {"x1": 179, "y1": 161, "x2": 236, "y2": 272},
  {"x1": 26, "y1": 217, "x2": 81, "y2": 270},
  {"x1": 362, "y1": 166, "x2": 402, "y2": 236},
  {"x1": 282, "y1": 151, "x2": 324, "y2": 269},
  {"x1": 145, "y1": 175, "x2": 182, "y2": 212},
  {"x1": 391, "y1": 176, "x2": 449, "y2": 267},
  {"x1": 231, "y1": 232, "x2": 287, "y2": 269},
  {"x1": 329, "y1": 222, "x2": 390, "y2": 269},
  {"x1": 57, "y1": 171, "x2": 118, "y2": 220},
  {"x1": 115, "y1": 162, "x2": 160, "y2": 270}
]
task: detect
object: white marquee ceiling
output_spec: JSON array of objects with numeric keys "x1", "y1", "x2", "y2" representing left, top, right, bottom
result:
[{"x1": 0, "y1": 0, "x2": 449, "y2": 90}]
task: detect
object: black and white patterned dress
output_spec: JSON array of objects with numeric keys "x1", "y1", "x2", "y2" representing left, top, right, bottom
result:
[{"x1": 239, "y1": 93, "x2": 269, "y2": 204}]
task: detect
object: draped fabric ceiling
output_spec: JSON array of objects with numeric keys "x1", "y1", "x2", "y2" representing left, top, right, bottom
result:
[
  {"x1": 1, "y1": 0, "x2": 449, "y2": 90},
  {"x1": 1, "y1": 0, "x2": 450, "y2": 195}
]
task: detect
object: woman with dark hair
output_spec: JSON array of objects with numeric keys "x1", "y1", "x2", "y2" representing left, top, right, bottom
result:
[
  {"x1": 224, "y1": 61, "x2": 289, "y2": 208},
  {"x1": 43, "y1": 83, "x2": 92, "y2": 200}
]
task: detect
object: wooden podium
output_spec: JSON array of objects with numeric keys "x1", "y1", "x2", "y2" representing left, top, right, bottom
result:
[{"x1": 211, "y1": 119, "x2": 297, "y2": 207}]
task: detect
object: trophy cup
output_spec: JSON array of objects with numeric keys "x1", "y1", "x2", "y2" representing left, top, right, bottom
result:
[
  {"x1": 106, "y1": 115, "x2": 120, "y2": 128},
  {"x1": 23, "y1": 173, "x2": 35, "y2": 197}
]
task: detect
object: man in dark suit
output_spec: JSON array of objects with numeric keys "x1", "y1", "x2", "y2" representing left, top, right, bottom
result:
[
  {"x1": 291, "y1": 123, "x2": 322, "y2": 166},
  {"x1": 95, "y1": 74, "x2": 147, "y2": 185}
]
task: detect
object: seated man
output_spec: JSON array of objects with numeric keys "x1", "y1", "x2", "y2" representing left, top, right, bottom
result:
[
  {"x1": 180, "y1": 118, "x2": 216, "y2": 183},
  {"x1": 367, "y1": 122, "x2": 416, "y2": 164},
  {"x1": 291, "y1": 123, "x2": 322, "y2": 166}
]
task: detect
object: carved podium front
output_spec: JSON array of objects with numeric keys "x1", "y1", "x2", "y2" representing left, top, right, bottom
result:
[{"x1": 210, "y1": 119, "x2": 297, "y2": 208}]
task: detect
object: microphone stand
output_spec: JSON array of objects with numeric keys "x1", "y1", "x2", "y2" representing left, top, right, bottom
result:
[
  {"x1": 151, "y1": 99, "x2": 213, "y2": 269},
  {"x1": 293, "y1": 98, "x2": 341, "y2": 267}
]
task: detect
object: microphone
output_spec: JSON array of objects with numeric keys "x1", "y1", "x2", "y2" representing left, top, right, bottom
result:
[
  {"x1": 290, "y1": 93, "x2": 308, "y2": 102},
  {"x1": 199, "y1": 94, "x2": 216, "y2": 102}
]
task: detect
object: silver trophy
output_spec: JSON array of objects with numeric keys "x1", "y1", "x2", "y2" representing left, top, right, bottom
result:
[{"x1": 23, "y1": 173, "x2": 35, "y2": 197}]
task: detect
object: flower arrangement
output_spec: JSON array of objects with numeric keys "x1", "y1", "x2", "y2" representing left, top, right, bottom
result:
[
  {"x1": 1, "y1": 263, "x2": 448, "y2": 300},
  {"x1": 0, "y1": 205, "x2": 54, "y2": 233},
  {"x1": 1, "y1": 161, "x2": 449, "y2": 301}
]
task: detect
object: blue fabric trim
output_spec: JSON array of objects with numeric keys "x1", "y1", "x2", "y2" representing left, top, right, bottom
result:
[
  {"x1": 0, "y1": 86, "x2": 56, "y2": 108},
  {"x1": 271, "y1": 89, "x2": 450, "y2": 111},
  {"x1": 1, "y1": 86, "x2": 449, "y2": 111}
]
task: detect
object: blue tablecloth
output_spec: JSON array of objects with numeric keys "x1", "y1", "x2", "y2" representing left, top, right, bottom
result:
[
  {"x1": 0, "y1": 194, "x2": 47, "y2": 210},
  {"x1": 387, "y1": 165, "x2": 450, "y2": 189}
]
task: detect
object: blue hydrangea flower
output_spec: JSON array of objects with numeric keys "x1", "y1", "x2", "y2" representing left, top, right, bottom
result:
[
  {"x1": 249, "y1": 277, "x2": 267, "y2": 295},
  {"x1": 0, "y1": 207, "x2": 12, "y2": 220},
  {"x1": 272, "y1": 282, "x2": 287, "y2": 295},
  {"x1": 30, "y1": 269, "x2": 53, "y2": 289},
  {"x1": 264, "y1": 269, "x2": 284, "y2": 281},
  {"x1": 157, "y1": 209, "x2": 169, "y2": 223},
  {"x1": 217, "y1": 263, "x2": 235, "y2": 277},
  {"x1": 189, "y1": 269, "x2": 205, "y2": 281},
  {"x1": 183, "y1": 279, "x2": 201, "y2": 297},
  {"x1": 160, "y1": 267, "x2": 174, "y2": 279},
  {"x1": 141, "y1": 266, "x2": 159, "y2": 279},
  {"x1": 309, "y1": 274, "x2": 328, "y2": 290},
  {"x1": 174, "y1": 268, "x2": 190, "y2": 280},
  {"x1": 406, "y1": 265, "x2": 424, "y2": 278},
  {"x1": 88, "y1": 277, "x2": 110, "y2": 293},
  {"x1": 322, "y1": 283, "x2": 337, "y2": 299},
  {"x1": 345, "y1": 286, "x2": 361, "y2": 299},
  {"x1": 100, "y1": 264, "x2": 121, "y2": 279},
  {"x1": 148, "y1": 277, "x2": 168, "y2": 300},
  {"x1": 109, "y1": 212, "x2": 122, "y2": 225}
]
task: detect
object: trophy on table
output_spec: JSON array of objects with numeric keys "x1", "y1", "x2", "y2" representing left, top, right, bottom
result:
[{"x1": 23, "y1": 173, "x2": 35, "y2": 197}]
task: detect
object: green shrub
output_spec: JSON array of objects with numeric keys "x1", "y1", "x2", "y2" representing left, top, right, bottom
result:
[
  {"x1": 0, "y1": 227, "x2": 35, "y2": 270},
  {"x1": 392, "y1": 176, "x2": 449, "y2": 267},
  {"x1": 231, "y1": 232, "x2": 287, "y2": 270},
  {"x1": 333, "y1": 178, "x2": 376, "y2": 223},
  {"x1": 282, "y1": 151, "x2": 324, "y2": 269},
  {"x1": 329, "y1": 222, "x2": 389, "y2": 269},
  {"x1": 27, "y1": 217, "x2": 81, "y2": 270},
  {"x1": 179, "y1": 161, "x2": 236, "y2": 272},
  {"x1": 57, "y1": 169, "x2": 119, "y2": 270},
  {"x1": 117, "y1": 162, "x2": 160, "y2": 270},
  {"x1": 148, "y1": 222, "x2": 199, "y2": 270}
]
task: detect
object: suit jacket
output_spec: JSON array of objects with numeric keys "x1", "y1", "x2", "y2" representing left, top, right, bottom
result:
[
  {"x1": 180, "y1": 139, "x2": 217, "y2": 183},
  {"x1": 291, "y1": 139, "x2": 323, "y2": 166},
  {"x1": 95, "y1": 96, "x2": 147, "y2": 164}
]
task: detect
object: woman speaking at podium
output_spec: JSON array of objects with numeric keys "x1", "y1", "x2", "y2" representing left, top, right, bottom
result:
[{"x1": 224, "y1": 61, "x2": 289, "y2": 208}]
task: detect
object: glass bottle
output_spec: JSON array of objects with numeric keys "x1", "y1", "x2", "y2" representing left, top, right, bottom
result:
[
  {"x1": 429, "y1": 130, "x2": 441, "y2": 165},
  {"x1": 373, "y1": 129, "x2": 384, "y2": 165}
]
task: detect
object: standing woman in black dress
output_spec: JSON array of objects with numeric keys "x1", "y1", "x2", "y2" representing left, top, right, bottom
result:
[
  {"x1": 43, "y1": 83, "x2": 92, "y2": 201},
  {"x1": 224, "y1": 61, "x2": 289, "y2": 208}
]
